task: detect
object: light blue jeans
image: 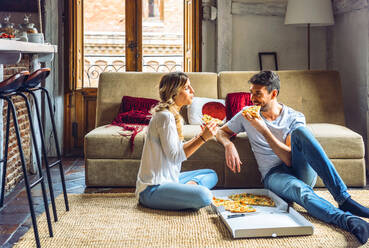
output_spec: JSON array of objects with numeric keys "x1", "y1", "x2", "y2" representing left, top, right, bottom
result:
[
  {"x1": 263, "y1": 126, "x2": 353, "y2": 231},
  {"x1": 139, "y1": 169, "x2": 218, "y2": 210}
]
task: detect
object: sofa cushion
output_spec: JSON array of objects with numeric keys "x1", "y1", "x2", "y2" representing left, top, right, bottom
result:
[
  {"x1": 314, "y1": 159, "x2": 366, "y2": 187},
  {"x1": 307, "y1": 124, "x2": 364, "y2": 159},
  {"x1": 225, "y1": 92, "x2": 252, "y2": 121},
  {"x1": 187, "y1": 97, "x2": 225, "y2": 125},
  {"x1": 85, "y1": 123, "x2": 364, "y2": 161},
  {"x1": 230, "y1": 123, "x2": 364, "y2": 160},
  {"x1": 112, "y1": 110, "x2": 152, "y2": 125},
  {"x1": 86, "y1": 159, "x2": 140, "y2": 187},
  {"x1": 84, "y1": 125, "x2": 146, "y2": 159},
  {"x1": 118, "y1": 95, "x2": 159, "y2": 113},
  {"x1": 202, "y1": 101, "x2": 226, "y2": 121}
]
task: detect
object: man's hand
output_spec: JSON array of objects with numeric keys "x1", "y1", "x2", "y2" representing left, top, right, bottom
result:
[
  {"x1": 216, "y1": 125, "x2": 243, "y2": 173},
  {"x1": 225, "y1": 143, "x2": 243, "y2": 173},
  {"x1": 243, "y1": 111, "x2": 292, "y2": 167},
  {"x1": 242, "y1": 111, "x2": 268, "y2": 134}
]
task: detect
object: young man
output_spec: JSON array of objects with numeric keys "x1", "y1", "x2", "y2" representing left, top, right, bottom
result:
[{"x1": 216, "y1": 71, "x2": 369, "y2": 244}]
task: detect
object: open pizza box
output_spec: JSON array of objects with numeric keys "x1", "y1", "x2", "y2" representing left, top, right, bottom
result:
[{"x1": 211, "y1": 189, "x2": 314, "y2": 238}]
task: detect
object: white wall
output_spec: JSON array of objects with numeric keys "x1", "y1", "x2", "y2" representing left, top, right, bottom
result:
[
  {"x1": 202, "y1": 0, "x2": 328, "y2": 72},
  {"x1": 202, "y1": 20, "x2": 217, "y2": 72},
  {"x1": 232, "y1": 14, "x2": 327, "y2": 71}
]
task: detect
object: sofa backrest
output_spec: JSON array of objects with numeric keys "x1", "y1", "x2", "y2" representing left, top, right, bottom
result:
[
  {"x1": 96, "y1": 72, "x2": 218, "y2": 127},
  {"x1": 218, "y1": 70, "x2": 345, "y2": 125}
]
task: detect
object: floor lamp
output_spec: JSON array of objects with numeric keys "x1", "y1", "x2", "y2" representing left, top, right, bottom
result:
[{"x1": 285, "y1": 0, "x2": 334, "y2": 70}]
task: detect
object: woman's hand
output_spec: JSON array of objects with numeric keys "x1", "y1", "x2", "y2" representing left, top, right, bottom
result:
[
  {"x1": 200, "y1": 121, "x2": 218, "y2": 141},
  {"x1": 183, "y1": 121, "x2": 218, "y2": 158}
]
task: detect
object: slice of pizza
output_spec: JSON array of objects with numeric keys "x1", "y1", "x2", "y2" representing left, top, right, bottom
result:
[
  {"x1": 228, "y1": 193, "x2": 247, "y2": 201},
  {"x1": 231, "y1": 205, "x2": 256, "y2": 213},
  {"x1": 242, "y1": 105, "x2": 261, "y2": 118},
  {"x1": 202, "y1": 114, "x2": 223, "y2": 126},
  {"x1": 229, "y1": 193, "x2": 275, "y2": 207},
  {"x1": 240, "y1": 197, "x2": 276, "y2": 207},
  {"x1": 212, "y1": 197, "x2": 233, "y2": 207},
  {"x1": 213, "y1": 196, "x2": 257, "y2": 213},
  {"x1": 224, "y1": 201, "x2": 256, "y2": 213}
]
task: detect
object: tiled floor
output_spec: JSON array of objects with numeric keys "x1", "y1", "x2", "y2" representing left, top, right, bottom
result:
[
  {"x1": 0, "y1": 157, "x2": 368, "y2": 247},
  {"x1": 0, "y1": 157, "x2": 134, "y2": 247}
]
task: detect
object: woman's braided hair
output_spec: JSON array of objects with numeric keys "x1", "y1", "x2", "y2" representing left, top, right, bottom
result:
[{"x1": 152, "y1": 72, "x2": 189, "y2": 140}]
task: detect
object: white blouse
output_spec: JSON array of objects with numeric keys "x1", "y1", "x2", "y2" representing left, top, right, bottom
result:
[{"x1": 135, "y1": 110, "x2": 187, "y2": 198}]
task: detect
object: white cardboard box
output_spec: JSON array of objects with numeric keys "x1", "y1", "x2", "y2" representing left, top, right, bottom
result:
[{"x1": 211, "y1": 189, "x2": 314, "y2": 238}]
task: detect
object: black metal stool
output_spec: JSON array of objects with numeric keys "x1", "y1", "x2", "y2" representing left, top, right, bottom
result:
[
  {"x1": 19, "y1": 68, "x2": 69, "y2": 223},
  {"x1": 0, "y1": 71, "x2": 53, "y2": 248}
]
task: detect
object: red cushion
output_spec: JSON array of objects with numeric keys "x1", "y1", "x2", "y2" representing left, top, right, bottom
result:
[
  {"x1": 112, "y1": 96, "x2": 159, "y2": 125},
  {"x1": 225, "y1": 92, "x2": 253, "y2": 121},
  {"x1": 202, "y1": 102, "x2": 226, "y2": 121},
  {"x1": 119, "y1": 96, "x2": 159, "y2": 113},
  {"x1": 111, "y1": 96, "x2": 159, "y2": 152},
  {"x1": 112, "y1": 110, "x2": 152, "y2": 125}
]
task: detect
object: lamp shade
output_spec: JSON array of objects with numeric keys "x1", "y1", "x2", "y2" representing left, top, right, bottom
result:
[{"x1": 285, "y1": 0, "x2": 334, "y2": 26}]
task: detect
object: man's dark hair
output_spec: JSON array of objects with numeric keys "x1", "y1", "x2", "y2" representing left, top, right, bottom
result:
[{"x1": 249, "y1": 71, "x2": 280, "y2": 95}]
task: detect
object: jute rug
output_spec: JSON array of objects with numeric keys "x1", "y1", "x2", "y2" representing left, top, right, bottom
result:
[{"x1": 14, "y1": 190, "x2": 369, "y2": 248}]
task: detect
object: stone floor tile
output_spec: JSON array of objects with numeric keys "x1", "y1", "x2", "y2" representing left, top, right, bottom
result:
[
  {"x1": 0, "y1": 200, "x2": 30, "y2": 214},
  {"x1": 0, "y1": 212, "x2": 29, "y2": 225},
  {"x1": 0, "y1": 234, "x2": 11, "y2": 246},
  {"x1": 0, "y1": 224, "x2": 18, "y2": 234}
]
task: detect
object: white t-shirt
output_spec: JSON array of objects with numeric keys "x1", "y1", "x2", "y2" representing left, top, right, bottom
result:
[
  {"x1": 135, "y1": 110, "x2": 187, "y2": 198},
  {"x1": 227, "y1": 104, "x2": 306, "y2": 179}
]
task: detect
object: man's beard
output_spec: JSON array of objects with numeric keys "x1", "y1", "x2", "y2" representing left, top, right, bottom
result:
[{"x1": 260, "y1": 103, "x2": 269, "y2": 112}]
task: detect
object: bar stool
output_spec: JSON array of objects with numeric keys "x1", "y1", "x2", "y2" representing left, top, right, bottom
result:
[
  {"x1": 19, "y1": 68, "x2": 69, "y2": 223},
  {"x1": 0, "y1": 71, "x2": 53, "y2": 248}
]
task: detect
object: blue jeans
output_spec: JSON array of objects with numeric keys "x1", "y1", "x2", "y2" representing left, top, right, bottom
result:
[
  {"x1": 263, "y1": 126, "x2": 353, "y2": 231},
  {"x1": 139, "y1": 169, "x2": 218, "y2": 210}
]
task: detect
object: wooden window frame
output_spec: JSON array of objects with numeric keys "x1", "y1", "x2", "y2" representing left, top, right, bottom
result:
[{"x1": 184, "y1": 0, "x2": 202, "y2": 72}]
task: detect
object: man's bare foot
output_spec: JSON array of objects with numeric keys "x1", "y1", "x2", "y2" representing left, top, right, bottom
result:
[{"x1": 186, "y1": 180, "x2": 198, "y2": 185}]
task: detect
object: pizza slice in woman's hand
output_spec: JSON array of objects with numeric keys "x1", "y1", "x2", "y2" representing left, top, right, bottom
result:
[
  {"x1": 201, "y1": 101, "x2": 226, "y2": 126},
  {"x1": 202, "y1": 114, "x2": 223, "y2": 126}
]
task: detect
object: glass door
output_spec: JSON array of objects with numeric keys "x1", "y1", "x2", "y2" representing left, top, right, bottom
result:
[
  {"x1": 142, "y1": 0, "x2": 184, "y2": 72},
  {"x1": 83, "y1": 0, "x2": 126, "y2": 88}
]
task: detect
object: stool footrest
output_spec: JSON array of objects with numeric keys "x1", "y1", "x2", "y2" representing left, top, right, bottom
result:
[
  {"x1": 30, "y1": 177, "x2": 43, "y2": 189},
  {"x1": 48, "y1": 160, "x2": 61, "y2": 169}
]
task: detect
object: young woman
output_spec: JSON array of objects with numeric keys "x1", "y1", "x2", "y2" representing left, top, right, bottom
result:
[{"x1": 136, "y1": 72, "x2": 218, "y2": 210}]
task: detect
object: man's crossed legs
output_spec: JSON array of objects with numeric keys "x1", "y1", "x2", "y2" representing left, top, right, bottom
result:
[{"x1": 264, "y1": 126, "x2": 369, "y2": 244}]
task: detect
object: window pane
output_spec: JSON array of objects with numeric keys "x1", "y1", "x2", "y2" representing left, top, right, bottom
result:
[
  {"x1": 142, "y1": 0, "x2": 183, "y2": 72},
  {"x1": 83, "y1": 0, "x2": 126, "y2": 88}
]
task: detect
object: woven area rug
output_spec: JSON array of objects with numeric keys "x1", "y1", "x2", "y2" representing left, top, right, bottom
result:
[{"x1": 14, "y1": 190, "x2": 369, "y2": 248}]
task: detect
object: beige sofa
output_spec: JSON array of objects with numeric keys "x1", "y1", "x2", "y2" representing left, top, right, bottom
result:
[{"x1": 84, "y1": 71, "x2": 366, "y2": 188}]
